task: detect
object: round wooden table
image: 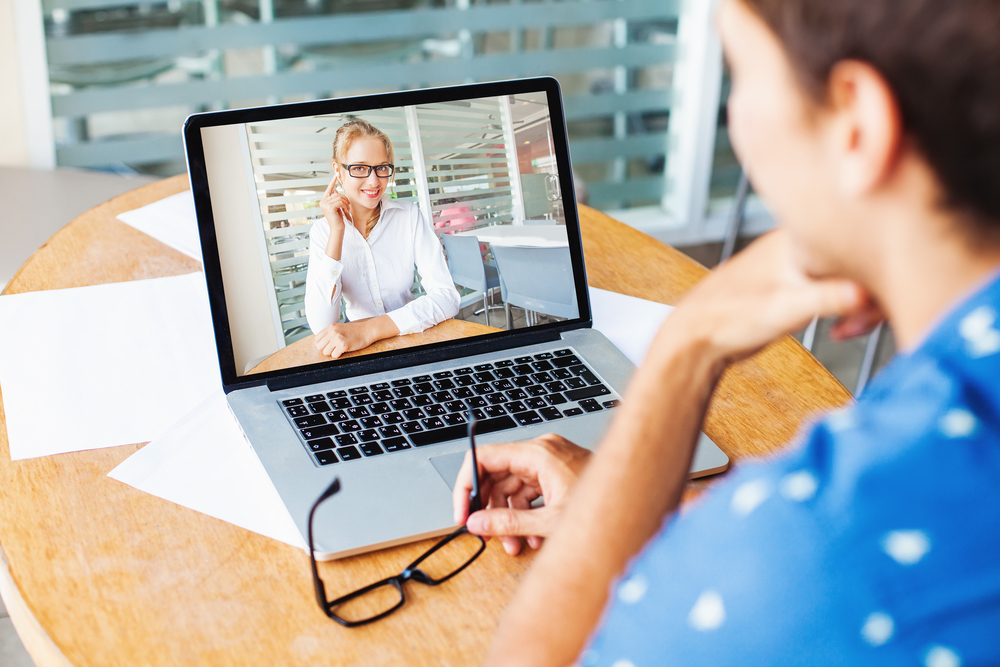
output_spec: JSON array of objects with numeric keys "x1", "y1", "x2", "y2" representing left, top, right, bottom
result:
[{"x1": 0, "y1": 175, "x2": 851, "y2": 666}]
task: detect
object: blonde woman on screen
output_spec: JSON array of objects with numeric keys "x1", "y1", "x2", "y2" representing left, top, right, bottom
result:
[{"x1": 304, "y1": 119, "x2": 460, "y2": 358}]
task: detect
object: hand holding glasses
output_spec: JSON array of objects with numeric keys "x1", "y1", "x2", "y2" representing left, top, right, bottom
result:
[{"x1": 307, "y1": 411, "x2": 486, "y2": 627}]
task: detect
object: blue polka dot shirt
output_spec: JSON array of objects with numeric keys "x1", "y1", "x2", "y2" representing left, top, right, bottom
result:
[{"x1": 584, "y1": 274, "x2": 1000, "y2": 667}]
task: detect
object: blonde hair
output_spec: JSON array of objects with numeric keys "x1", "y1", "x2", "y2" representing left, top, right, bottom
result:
[{"x1": 331, "y1": 118, "x2": 395, "y2": 167}]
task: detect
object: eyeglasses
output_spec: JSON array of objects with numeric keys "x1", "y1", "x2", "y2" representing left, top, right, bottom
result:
[
  {"x1": 307, "y1": 412, "x2": 486, "y2": 627},
  {"x1": 344, "y1": 163, "x2": 394, "y2": 178}
]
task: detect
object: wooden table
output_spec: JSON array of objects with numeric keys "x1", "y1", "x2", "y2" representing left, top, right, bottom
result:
[{"x1": 0, "y1": 175, "x2": 852, "y2": 666}]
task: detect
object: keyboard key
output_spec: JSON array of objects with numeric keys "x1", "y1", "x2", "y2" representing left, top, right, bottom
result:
[
  {"x1": 352, "y1": 394, "x2": 374, "y2": 405},
  {"x1": 431, "y1": 391, "x2": 453, "y2": 402},
  {"x1": 421, "y1": 416, "x2": 446, "y2": 430},
  {"x1": 531, "y1": 372, "x2": 553, "y2": 383},
  {"x1": 513, "y1": 364, "x2": 534, "y2": 375},
  {"x1": 315, "y1": 450, "x2": 338, "y2": 466},
  {"x1": 371, "y1": 382, "x2": 390, "y2": 391},
  {"x1": 552, "y1": 355, "x2": 582, "y2": 368},
  {"x1": 579, "y1": 399, "x2": 603, "y2": 413},
  {"x1": 546, "y1": 393, "x2": 568, "y2": 406},
  {"x1": 391, "y1": 378, "x2": 411, "y2": 387},
  {"x1": 373, "y1": 390, "x2": 393, "y2": 402},
  {"x1": 403, "y1": 408, "x2": 425, "y2": 421},
  {"x1": 552, "y1": 368, "x2": 573, "y2": 380},
  {"x1": 413, "y1": 375, "x2": 432, "y2": 383},
  {"x1": 424, "y1": 404, "x2": 446, "y2": 416},
  {"x1": 455, "y1": 375, "x2": 477, "y2": 387},
  {"x1": 473, "y1": 371, "x2": 495, "y2": 383},
  {"x1": 526, "y1": 385, "x2": 548, "y2": 397},
  {"x1": 570, "y1": 365, "x2": 589, "y2": 376},
  {"x1": 506, "y1": 388, "x2": 528, "y2": 400},
  {"x1": 603, "y1": 400, "x2": 621, "y2": 409},
  {"x1": 512, "y1": 376, "x2": 534, "y2": 388},
  {"x1": 433, "y1": 371, "x2": 454, "y2": 379},
  {"x1": 525, "y1": 397, "x2": 547, "y2": 410},
  {"x1": 360, "y1": 441, "x2": 384, "y2": 457},
  {"x1": 493, "y1": 379, "x2": 515, "y2": 391},
  {"x1": 515, "y1": 356, "x2": 533, "y2": 364},
  {"x1": 382, "y1": 437, "x2": 410, "y2": 452},
  {"x1": 545, "y1": 381, "x2": 568, "y2": 393},
  {"x1": 486, "y1": 393, "x2": 509, "y2": 405},
  {"x1": 554, "y1": 348, "x2": 574, "y2": 357},
  {"x1": 432, "y1": 379, "x2": 455, "y2": 391},
  {"x1": 580, "y1": 371, "x2": 601, "y2": 386},
  {"x1": 564, "y1": 407, "x2": 584, "y2": 416},
  {"x1": 495, "y1": 359, "x2": 515, "y2": 367},
  {"x1": 379, "y1": 425, "x2": 403, "y2": 438},
  {"x1": 565, "y1": 385, "x2": 612, "y2": 402},
  {"x1": 506, "y1": 401, "x2": 527, "y2": 413},
  {"x1": 412, "y1": 395, "x2": 433, "y2": 407},
  {"x1": 370, "y1": 402, "x2": 392, "y2": 415},
  {"x1": 465, "y1": 396, "x2": 487, "y2": 408},
  {"x1": 414, "y1": 382, "x2": 434, "y2": 394},
  {"x1": 483, "y1": 405, "x2": 506, "y2": 418},
  {"x1": 358, "y1": 429, "x2": 379, "y2": 442},
  {"x1": 294, "y1": 415, "x2": 326, "y2": 428},
  {"x1": 307, "y1": 437, "x2": 336, "y2": 452},
  {"x1": 383, "y1": 412, "x2": 405, "y2": 424},
  {"x1": 472, "y1": 383, "x2": 495, "y2": 395},
  {"x1": 335, "y1": 433, "x2": 358, "y2": 446},
  {"x1": 330, "y1": 397, "x2": 352, "y2": 409},
  {"x1": 531, "y1": 360, "x2": 554, "y2": 372},
  {"x1": 493, "y1": 368, "x2": 515, "y2": 379},
  {"x1": 325, "y1": 410, "x2": 349, "y2": 422},
  {"x1": 346, "y1": 406, "x2": 370, "y2": 419},
  {"x1": 513, "y1": 410, "x2": 543, "y2": 426},
  {"x1": 326, "y1": 390, "x2": 347, "y2": 399},
  {"x1": 408, "y1": 415, "x2": 517, "y2": 447},
  {"x1": 443, "y1": 413, "x2": 466, "y2": 426},
  {"x1": 338, "y1": 445, "x2": 363, "y2": 461},
  {"x1": 305, "y1": 394, "x2": 326, "y2": 403},
  {"x1": 301, "y1": 424, "x2": 338, "y2": 440},
  {"x1": 445, "y1": 400, "x2": 466, "y2": 412},
  {"x1": 539, "y1": 407, "x2": 563, "y2": 421},
  {"x1": 390, "y1": 398, "x2": 412, "y2": 411},
  {"x1": 472, "y1": 408, "x2": 487, "y2": 420},
  {"x1": 282, "y1": 398, "x2": 303, "y2": 407},
  {"x1": 474, "y1": 363, "x2": 495, "y2": 372},
  {"x1": 340, "y1": 420, "x2": 362, "y2": 432},
  {"x1": 349, "y1": 387, "x2": 369, "y2": 395},
  {"x1": 402, "y1": 421, "x2": 425, "y2": 434},
  {"x1": 452, "y1": 387, "x2": 474, "y2": 399},
  {"x1": 360, "y1": 416, "x2": 383, "y2": 428},
  {"x1": 309, "y1": 401, "x2": 332, "y2": 413},
  {"x1": 392, "y1": 386, "x2": 415, "y2": 398},
  {"x1": 534, "y1": 352, "x2": 554, "y2": 360},
  {"x1": 454, "y1": 367, "x2": 474, "y2": 375},
  {"x1": 565, "y1": 377, "x2": 586, "y2": 389}
]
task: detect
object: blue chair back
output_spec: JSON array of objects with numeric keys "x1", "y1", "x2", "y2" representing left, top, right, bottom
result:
[
  {"x1": 492, "y1": 245, "x2": 578, "y2": 319},
  {"x1": 441, "y1": 233, "x2": 488, "y2": 292}
]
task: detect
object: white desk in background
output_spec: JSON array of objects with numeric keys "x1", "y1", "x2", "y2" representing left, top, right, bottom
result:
[{"x1": 453, "y1": 224, "x2": 568, "y2": 247}]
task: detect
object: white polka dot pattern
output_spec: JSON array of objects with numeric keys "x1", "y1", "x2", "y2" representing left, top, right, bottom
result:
[
  {"x1": 617, "y1": 575, "x2": 648, "y2": 604},
  {"x1": 861, "y1": 612, "x2": 894, "y2": 646},
  {"x1": 826, "y1": 407, "x2": 856, "y2": 433},
  {"x1": 939, "y1": 409, "x2": 977, "y2": 438},
  {"x1": 611, "y1": 660, "x2": 636, "y2": 667},
  {"x1": 688, "y1": 590, "x2": 726, "y2": 631},
  {"x1": 882, "y1": 530, "x2": 931, "y2": 565},
  {"x1": 779, "y1": 470, "x2": 819, "y2": 502},
  {"x1": 924, "y1": 645, "x2": 962, "y2": 667},
  {"x1": 731, "y1": 479, "x2": 771, "y2": 517},
  {"x1": 959, "y1": 306, "x2": 1000, "y2": 357}
]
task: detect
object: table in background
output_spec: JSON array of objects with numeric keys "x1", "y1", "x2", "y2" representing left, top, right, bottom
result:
[
  {"x1": 453, "y1": 224, "x2": 568, "y2": 247},
  {"x1": 0, "y1": 175, "x2": 852, "y2": 666}
]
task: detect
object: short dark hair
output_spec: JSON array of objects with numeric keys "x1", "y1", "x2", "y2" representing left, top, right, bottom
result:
[{"x1": 741, "y1": 0, "x2": 1000, "y2": 232}]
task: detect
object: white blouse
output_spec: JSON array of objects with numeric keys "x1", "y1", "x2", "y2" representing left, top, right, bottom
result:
[{"x1": 304, "y1": 198, "x2": 460, "y2": 336}]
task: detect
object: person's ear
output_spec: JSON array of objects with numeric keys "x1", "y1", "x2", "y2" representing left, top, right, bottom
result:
[{"x1": 825, "y1": 60, "x2": 903, "y2": 198}]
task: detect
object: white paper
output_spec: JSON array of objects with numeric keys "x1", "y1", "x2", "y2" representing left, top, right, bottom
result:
[
  {"x1": 105, "y1": 285, "x2": 673, "y2": 548},
  {"x1": 117, "y1": 191, "x2": 202, "y2": 262},
  {"x1": 590, "y1": 287, "x2": 674, "y2": 366},
  {"x1": 108, "y1": 390, "x2": 306, "y2": 549},
  {"x1": 0, "y1": 272, "x2": 221, "y2": 460}
]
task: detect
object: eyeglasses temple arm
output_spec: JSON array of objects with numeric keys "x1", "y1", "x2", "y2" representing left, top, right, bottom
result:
[
  {"x1": 308, "y1": 477, "x2": 341, "y2": 610},
  {"x1": 468, "y1": 412, "x2": 482, "y2": 515}
]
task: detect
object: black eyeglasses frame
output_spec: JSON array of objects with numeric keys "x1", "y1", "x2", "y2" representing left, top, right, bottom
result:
[{"x1": 343, "y1": 163, "x2": 395, "y2": 178}]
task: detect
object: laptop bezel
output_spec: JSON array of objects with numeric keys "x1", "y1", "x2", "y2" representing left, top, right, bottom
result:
[{"x1": 183, "y1": 77, "x2": 593, "y2": 394}]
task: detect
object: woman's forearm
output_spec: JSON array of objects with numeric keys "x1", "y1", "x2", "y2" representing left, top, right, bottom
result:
[
  {"x1": 325, "y1": 221, "x2": 345, "y2": 261},
  {"x1": 486, "y1": 328, "x2": 726, "y2": 666}
]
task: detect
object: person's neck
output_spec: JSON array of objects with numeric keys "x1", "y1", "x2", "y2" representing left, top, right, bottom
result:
[
  {"x1": 865, "y1": 202, "x2": 1000, "y2": 352},
  {"x1": 349, "y1": 201, "x2": 379, "y2": 236}
]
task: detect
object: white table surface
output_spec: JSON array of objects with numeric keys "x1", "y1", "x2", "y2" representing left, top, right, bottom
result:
[{"x1": 453, "y1": 224, "x2": 568, "y2": 247}]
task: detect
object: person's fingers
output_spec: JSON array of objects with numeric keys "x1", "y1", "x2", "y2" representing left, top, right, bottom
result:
[
  {"x1": 526, "y1": 535, "x2": 543, "y2": 550},
  {"x1": 452, "y1": 450, "x2": 474, "y2": 523},
  {"x1": 324, "y1": 173, "x2": 338, "y2": 196},
  {"x1": 829, "y1": 303, "x2": 884, "y2": 340},
  {"x1": 466, "y1": 507, "x2": 551, "y2": 539},
  {"x1": 500, "y1": 536, "x2": 523, "y2": 556},
  {"x1": 488, "y1": 474, "x2": 525, "y2": 510}
]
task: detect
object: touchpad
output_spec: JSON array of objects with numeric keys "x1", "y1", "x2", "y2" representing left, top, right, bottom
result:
[{"x1": 429, "y1": 451, "x2": 467, "y2": 491}]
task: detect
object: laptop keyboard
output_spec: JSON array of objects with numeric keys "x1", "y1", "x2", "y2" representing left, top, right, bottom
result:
[{"x1": 278, "y1": 348, "x2": 621, "y2": 467}]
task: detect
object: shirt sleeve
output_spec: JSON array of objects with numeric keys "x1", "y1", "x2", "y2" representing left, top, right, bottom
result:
[
  {"x1": 385, "y1": 206, "x2": 461, "y2": 336},
  {"x1": 304, "y1": 219, "x2": 344, "y2": 334}
]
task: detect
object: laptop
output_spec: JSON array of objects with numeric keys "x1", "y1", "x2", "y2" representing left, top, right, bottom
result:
[{"x1": 183, "y1": 77, "x2": 728, "y2": 560}]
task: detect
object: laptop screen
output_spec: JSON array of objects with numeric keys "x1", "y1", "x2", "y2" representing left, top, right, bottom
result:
[{"x1": 187, "y1": 79, "x2": 588, "y2": 384}]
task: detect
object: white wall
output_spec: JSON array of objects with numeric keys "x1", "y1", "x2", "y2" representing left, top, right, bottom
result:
[
  {"x1": 0, "y1": 0, "x2": 30, "y2": 167},
  {"x1": 202, "y1": 124, "x2": 282, "y2": 375}
]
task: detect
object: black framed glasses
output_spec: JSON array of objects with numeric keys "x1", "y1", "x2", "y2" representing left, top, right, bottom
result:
[
  {"x1": 344, "y1": 163, "x2": 394, "y2": 178},
  {"x1": 307, "y1": 412, "x2": 486, "y2": 627}
]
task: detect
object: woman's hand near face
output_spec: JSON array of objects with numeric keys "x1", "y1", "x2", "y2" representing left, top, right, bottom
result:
[
  {"x1": 452, "y1": 434, "x2": 591, "y2": 556},
  {"x1": 319, "y1": 172, "x2": 349, "y2": 261}
]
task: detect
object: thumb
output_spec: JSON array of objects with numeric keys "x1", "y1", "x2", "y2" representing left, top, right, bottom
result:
[{"x1": 466, "y1": 508, "x2": 548, "y2": 538}]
